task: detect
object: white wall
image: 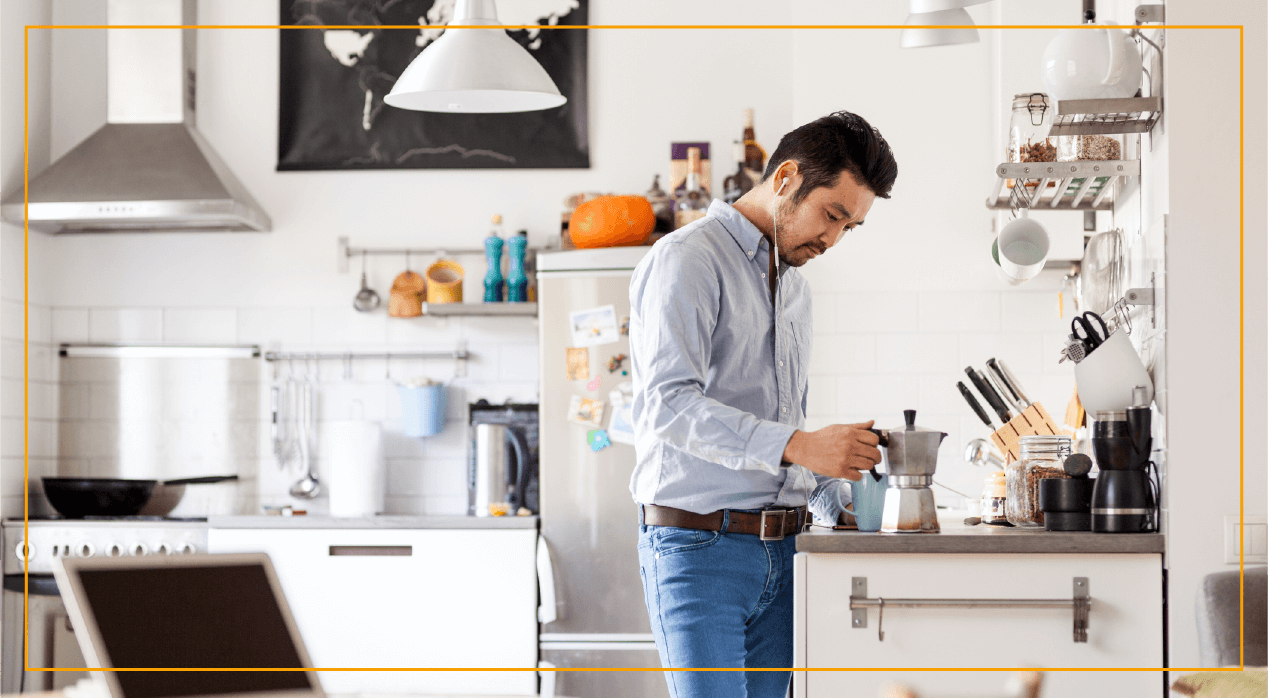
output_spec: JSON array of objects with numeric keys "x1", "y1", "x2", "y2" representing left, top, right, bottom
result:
[
  {"x1": 1, "y1": 0, "x2": 57, "y2": 519},
  {"x1": 1162, "y1": 0, "x2": 1268, "y2": 669}
]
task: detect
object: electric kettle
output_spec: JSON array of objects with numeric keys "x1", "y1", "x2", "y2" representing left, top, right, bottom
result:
[
  {"x1": 1041, "y1": 22, "x2": 1142, "y2": 101},
  {"x1": 471, "y1": 423, "x2": 531, "y2": 517}
]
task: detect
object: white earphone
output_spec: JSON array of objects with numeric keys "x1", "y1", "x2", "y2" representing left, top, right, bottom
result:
[
  {"x1": 771, "y1": 176, "x2": 789, "y2": 316},
  {"x1": 777, "y1": 178, "x2": 788, "y2": 195}
]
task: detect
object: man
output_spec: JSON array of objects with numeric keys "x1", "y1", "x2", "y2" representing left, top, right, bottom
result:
[{"x1": 628, "y1": 110, "x2": 899, "y2": 698}]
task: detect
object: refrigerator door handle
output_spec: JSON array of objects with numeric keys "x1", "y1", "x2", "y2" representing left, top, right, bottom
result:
[
  {"x1": 537, "y1": 534, "x2": 558, "y2": 624},
  {"x1": 538, "y1": 660, "x2": 556, "y2": 698}
]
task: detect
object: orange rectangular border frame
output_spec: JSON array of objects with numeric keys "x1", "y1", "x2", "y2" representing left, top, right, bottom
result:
[{"x1": 19, "y1": 20, "x2": 1247, "y2": 680}]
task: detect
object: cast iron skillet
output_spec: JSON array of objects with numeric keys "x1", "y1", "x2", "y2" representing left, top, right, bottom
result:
[{"x1": 41, "y1": 475, "x2": 238, "y2": 518}]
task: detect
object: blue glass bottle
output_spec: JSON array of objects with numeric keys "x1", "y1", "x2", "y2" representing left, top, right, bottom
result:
[{"x1": 506, "y1": 233, "x2": 528, "y2": 302}]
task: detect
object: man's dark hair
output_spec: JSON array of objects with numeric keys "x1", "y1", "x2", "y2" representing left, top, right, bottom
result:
[{"x1": 761, "y1": 110, "x2": 898, "y2": 202}]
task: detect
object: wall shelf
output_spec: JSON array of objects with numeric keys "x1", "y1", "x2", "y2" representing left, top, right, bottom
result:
[
  {"x1": 987, "y1": 160, "x2": 1141, "y2": 211},
  {"x1": 1049, "y1": 97, "x2": 1163, "y2": 137},
  {"x1": 422, "y1": 302, "x2": 537, "y2": 317}
]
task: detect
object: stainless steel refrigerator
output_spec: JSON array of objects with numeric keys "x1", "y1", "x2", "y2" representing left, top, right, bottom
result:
[{"x1": 536, "y1": 247, "x2": 669, "y2": 698}]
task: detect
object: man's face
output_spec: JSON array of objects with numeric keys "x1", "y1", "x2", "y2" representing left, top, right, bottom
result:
[{"x1": 773, "y1": 170, "x2": 876, "y2": 267}]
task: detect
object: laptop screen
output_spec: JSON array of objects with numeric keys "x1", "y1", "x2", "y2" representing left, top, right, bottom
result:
[{"x1": 76, "y1": 561, "x2": 317, "y2": 698}]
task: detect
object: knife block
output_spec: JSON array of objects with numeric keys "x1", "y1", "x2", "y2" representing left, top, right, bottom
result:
[{"x1": 990, "y1": 403, "x2": 1064, "y2": 464}]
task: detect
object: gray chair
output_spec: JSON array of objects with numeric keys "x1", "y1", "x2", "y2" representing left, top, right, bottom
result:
[{"x1": 1196, "y1": 566, "x2": 1267, "y2": 666}]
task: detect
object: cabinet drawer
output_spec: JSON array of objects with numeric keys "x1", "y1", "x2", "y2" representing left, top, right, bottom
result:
[
  {"x1": 208, "y1": 528, "x2": 537, "y2": 695},
  {"x1": 794, "y1": 553, "x2": 1163, "y2": 697}
]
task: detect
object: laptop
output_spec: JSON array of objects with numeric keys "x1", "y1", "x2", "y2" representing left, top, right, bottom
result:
[{"x1": 53, "y1": 553, "x2": 324, "y2": 698}]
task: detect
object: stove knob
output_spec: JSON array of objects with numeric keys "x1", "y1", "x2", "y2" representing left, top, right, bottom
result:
[
  {"x1": 14, "y1": 541, "x2": 32, "y2": 561},
  {"x1": 176, "y1": 542, "x2": 197, "y2": 556},
  {"x1": 129, "y1": 542, "x2": 149, "y2": 557},
  {"x1": 75, "y1": 542, "x2": 96, "y2": 558},
  {"x1": 156, "y1": 543, "x2": 174, "y2": 556},
  {"x1": 105, "y1": 543, "x2": 124, "y2": 558}
]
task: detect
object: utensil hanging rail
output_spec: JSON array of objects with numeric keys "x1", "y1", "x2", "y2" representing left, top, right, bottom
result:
[
  {"x1": 263, "y1": 350, "x2": 470, "y2": 362},
  {"x1": 849, "y1": 576, "x2": 1091, "y2": 643}
]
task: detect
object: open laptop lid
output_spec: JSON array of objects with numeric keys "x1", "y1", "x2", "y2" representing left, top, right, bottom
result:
[{"x1": 53, "y1": 552, "x2": 324, "y2": 698}]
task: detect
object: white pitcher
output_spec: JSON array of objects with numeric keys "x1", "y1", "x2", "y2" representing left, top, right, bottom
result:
[{"x1": 1041, "y1": 22, "x2": 1142, "y2": 101}]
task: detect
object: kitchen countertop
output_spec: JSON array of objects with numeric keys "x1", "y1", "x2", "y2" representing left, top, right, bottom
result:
[
  {"x1": 796, "y1": 518, "x2": 1164, "y2": 554},
  {"x1": 207, "y1": 515, "x2": 539, "y2": 530}
]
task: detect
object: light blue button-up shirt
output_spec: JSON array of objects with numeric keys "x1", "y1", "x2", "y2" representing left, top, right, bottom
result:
[{"x1": 628, "y1": 199, "x2": 849, "y2": 523}]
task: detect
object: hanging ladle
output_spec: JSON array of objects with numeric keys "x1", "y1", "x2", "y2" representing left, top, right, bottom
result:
[{"x1": 353, "y1": 251, "x2": 381, "y2": 312}]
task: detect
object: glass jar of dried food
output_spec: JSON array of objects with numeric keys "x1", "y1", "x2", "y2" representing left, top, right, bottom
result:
[
  {"x1": 1005, "y1": 435, "x2": 1072, "y2": 527},
  {"x1": 1007, "y1": 93, "x2": 1055, "y2": 165},
  {"x1": 981, "y1": 470, "x2": 1009, "y2": 525},
  {"x1": 1057, "y1": 133, "x2": 1123, "y2": 162}
]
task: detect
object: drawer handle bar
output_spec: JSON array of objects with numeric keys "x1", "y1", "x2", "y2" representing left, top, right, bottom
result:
[
  {"x1": 849, "y1": 576, "x2": 1090, "y2": 643},
  {"x1": 328, "y1": 545, "x2": 413, "y2": 556}
]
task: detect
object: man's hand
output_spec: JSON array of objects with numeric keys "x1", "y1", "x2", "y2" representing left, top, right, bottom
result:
[{"x1": 783, "y1": 421, "x2": 882, "y2": 481}]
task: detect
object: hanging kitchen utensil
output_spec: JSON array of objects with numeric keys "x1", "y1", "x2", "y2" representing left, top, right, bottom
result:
[
  {"x1": 389, "y1": 252, "x2": 426, "y2": 318},
  {"x1": 1071, "y1": 311, "x2": 1110, "y2": 353},
  {"x1": 1079, "y1": 230, "x2": 1123, "y2": 315},
  {"x1": 289, "y1": 359, "x2": 321, "y2": 499},
  {"x1": 353, "y1": 251, "x2": 381, "y2": 312}
]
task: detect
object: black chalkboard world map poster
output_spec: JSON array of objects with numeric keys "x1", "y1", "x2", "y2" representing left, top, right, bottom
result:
[{"x1": 278, "y1": 0, "x2": 589, "y2": 170}]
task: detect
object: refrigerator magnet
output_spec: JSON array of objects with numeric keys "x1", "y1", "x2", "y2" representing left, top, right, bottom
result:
[
  {"x1": 620, "y1": 316, "x2": 630, "y2": 335},
  {"x1": 569, "y1": 305, "x2": 620, "y2": 347},
  {"x1": 565, "y1": 347, "x2": 590, "y2": 381},
  {"x1": 586, "y1": 376, "x2": 602, "y2": 391},
  {"x1": 607, "y1": 353, "x2": 627, "y2": 373},
  {"x1": 587, "y1": 429, "x2": 612, "y2": 452},
  {"x1": 567, "y1": 395, "x2": 606, "y2": 428}
]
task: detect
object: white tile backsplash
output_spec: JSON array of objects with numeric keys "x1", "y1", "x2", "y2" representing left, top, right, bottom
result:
[
  {"x1": 89, "y1": 308, "x2": 163, "y2": 342},
  {"x1": 238, "y1": 308, "x2": 313, "y2": 345},
  {"x1": 875, "y1": 333, "x2": 960, "y2": 374},
  {"x1": 919, "y1": 292, "x2": 1001, "y2": 332},
  {"x1": 52, "y1": 308, "x2": 90, "y2": 342},
  {"x1": 311, "y1": 307, "x2": 388, "y2": 345},
  {"x1": 836, "y1": 292, "x2": 920, "y2": 333},
  {"x1": 164, "y1": 308, "x2": 238, "y2": 343}
]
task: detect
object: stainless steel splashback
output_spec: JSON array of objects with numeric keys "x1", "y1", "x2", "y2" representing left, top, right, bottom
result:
[{"x1": 57, "y1": 344, "x2": 261, "y2": 480}]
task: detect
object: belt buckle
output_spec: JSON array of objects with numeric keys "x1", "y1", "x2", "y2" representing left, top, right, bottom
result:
[{"x1": 759, "y1": 509, "x2": 788, "y2": 541}]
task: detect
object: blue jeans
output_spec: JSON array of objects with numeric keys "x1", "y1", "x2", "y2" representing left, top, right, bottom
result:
[{"x1": 637, "y1": 510, "x2": 799, "y2": 698}]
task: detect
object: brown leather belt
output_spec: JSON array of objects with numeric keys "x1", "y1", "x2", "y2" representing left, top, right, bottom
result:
[{"x1": 642, "y1": 503, "x2": 808, "y2": 541}]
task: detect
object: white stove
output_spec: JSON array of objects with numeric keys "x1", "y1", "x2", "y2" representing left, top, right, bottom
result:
[{"x1": 3, "y1": 518, "x2": 209, "y2": 575}]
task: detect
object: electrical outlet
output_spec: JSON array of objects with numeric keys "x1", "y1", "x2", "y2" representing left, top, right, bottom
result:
[{"x1": 1223, "y1": 516, "x2": 1268, "y2": 564}]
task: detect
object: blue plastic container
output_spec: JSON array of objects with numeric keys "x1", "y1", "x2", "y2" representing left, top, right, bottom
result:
[{"x1": 396, "y1": 383, "x2": 446, "y2": 438}]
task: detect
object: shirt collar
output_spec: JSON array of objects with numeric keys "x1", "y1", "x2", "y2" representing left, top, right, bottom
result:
[{"x1": 708, "y1": 199, "x2": 790, "y2": 275}]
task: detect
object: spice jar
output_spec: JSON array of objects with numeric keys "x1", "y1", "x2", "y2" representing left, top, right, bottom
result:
[
  {"x1": 1056, "y1": 133, "x2": 1123, "y2": 162},
  {"x1": 1005, "y1": 435, "x2": 1072, "y2": 527},
  {"x1": 981, "y1": 471, "x2": 1009, "y2": 525},
  {"x1": 1007, "y1": 93, "x2": 1055, "y2": 165}
]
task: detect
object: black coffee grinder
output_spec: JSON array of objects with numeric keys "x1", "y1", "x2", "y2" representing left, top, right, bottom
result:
[{"x1": 1090, "y1": 387, "x2": 1158, "y2": 533}]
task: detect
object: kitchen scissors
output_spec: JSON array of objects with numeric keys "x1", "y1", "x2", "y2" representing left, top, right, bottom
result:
[{"x1": 1071, "y1": 311, "x2": 1110, "y2": 352}]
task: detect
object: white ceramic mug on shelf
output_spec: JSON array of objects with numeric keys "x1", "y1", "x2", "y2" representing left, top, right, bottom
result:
[
  {"x1": 996, "y1": 210, "x2": 1050, "y2": 282},
  {"x1": 1074, "y1": 331, "x2": 1154, "y2": 412}
]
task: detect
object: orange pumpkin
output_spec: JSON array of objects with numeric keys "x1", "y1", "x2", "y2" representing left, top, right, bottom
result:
[{"x1": 569, "y1": 195, "x2": 655, "y2": 249}]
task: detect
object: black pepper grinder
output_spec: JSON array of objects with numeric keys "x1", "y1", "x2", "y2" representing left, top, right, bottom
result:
[{"x1": 1038, "y1": 453, "x2": 1095, "y2": 531}]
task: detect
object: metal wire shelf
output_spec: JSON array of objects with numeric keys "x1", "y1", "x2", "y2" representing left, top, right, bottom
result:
[
  {"x1": 1049, "y1": 97, "x2": 1162, "y2": 137},
  {"x1": 987, "y1": 160, "x2": 1141, "y2": 212}
]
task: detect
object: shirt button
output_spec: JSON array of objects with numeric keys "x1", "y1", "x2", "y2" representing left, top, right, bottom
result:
[
  {"x1": 778, "y1": 360, "x2": 784, "y2": 367},
  {"x1": 748, "y1": 250, "x2": 755, "y2": 257},
  {"x1": 782, "y1": 407, "x2": 788, "y2": 413},
  {"x1": 761, "y1": 273, "x2": 766, "y2": 278}
]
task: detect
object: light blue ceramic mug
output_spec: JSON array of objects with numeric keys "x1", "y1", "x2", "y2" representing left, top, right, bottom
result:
[
  {"x1": 848, "y1": 473, "x2": 889, "y2": 532},
  {"x1": 396, "y1": 383, "x2": 446, "y2": 437}
]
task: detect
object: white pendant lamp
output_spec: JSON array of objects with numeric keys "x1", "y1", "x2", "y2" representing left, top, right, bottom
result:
[
  {"x1": 385, "y1": 0, "x2": 566, "y2": 113},
  {"x1": 900, "y1": 0, "x2": 991, "y2": 49}
]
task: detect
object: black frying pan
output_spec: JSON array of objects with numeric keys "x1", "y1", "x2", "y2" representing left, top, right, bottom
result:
[
  {"x1": 41, "y1": 475, "x2": 239, "y2": 518},
  {"x1": 42, "y1": 478, "x2": 157, "y2": 518}
]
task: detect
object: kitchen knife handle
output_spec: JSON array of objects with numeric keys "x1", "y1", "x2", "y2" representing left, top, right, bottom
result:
[
  {"x1": 993, "y1": 358, "x2": 1032, "y2": 407},
  {"x1": 985, "y1": 364, "x2": 1026, "y2": 414},
  {"x1": 956, "y1": 381, "x2": 995, "y2": 428},
  {"x1": 966, "y1": 367, "x2": 1012, "y2": 424}
]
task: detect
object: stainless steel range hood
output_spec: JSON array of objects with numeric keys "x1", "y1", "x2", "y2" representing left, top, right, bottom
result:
[{"x1": 1, "y1": 0, "x2": 271, "y2": 233}]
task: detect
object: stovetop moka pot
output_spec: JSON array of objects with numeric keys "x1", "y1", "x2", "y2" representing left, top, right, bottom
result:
[{"x1": 871, "y1": 410, "x2": 947, "y2": 533}]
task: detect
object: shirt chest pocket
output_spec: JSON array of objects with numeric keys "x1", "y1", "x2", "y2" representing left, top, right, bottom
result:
[{"x1": 788, "y1": 322, "x2": 812, "y2": 415}]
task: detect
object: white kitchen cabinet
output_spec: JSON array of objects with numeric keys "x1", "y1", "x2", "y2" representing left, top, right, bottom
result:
[
  {"x1": 208, "y1": 527, "x2": 538, "y2": 695},
  {"x1": 793, "y1": 552, "x2": 1164, "y2": 697}
]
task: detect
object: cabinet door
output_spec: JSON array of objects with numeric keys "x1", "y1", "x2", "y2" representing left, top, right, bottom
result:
[
  {"x1": 794, "y1": 553, "x2": 1163, "y2": 697},
  {"x1": 208, "y1": 528, "x2": 537, "y2": 695}
]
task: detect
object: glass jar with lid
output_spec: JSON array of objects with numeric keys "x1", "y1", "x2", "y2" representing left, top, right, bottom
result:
[
  {"x1": 1007, "y1": 93, "x2": 1055, "y2": 166},
  {"x1": 1056, "y1": 133, "x2": 1123, "y2": 162},
  {"x1": 981, "y1": 470, "x2": 1009, "y2": 525},
  {"x1": 1005, "y1": 435, "x2": 1072, "y2": 527}
]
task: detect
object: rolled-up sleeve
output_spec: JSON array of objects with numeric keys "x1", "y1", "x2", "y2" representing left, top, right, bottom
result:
[
  {"x1": 630, "y1": 242, "x2": 796, "y2": 475},
  {"x1": 809, "y1": 475, "x2": 850, "y2": 524}
]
